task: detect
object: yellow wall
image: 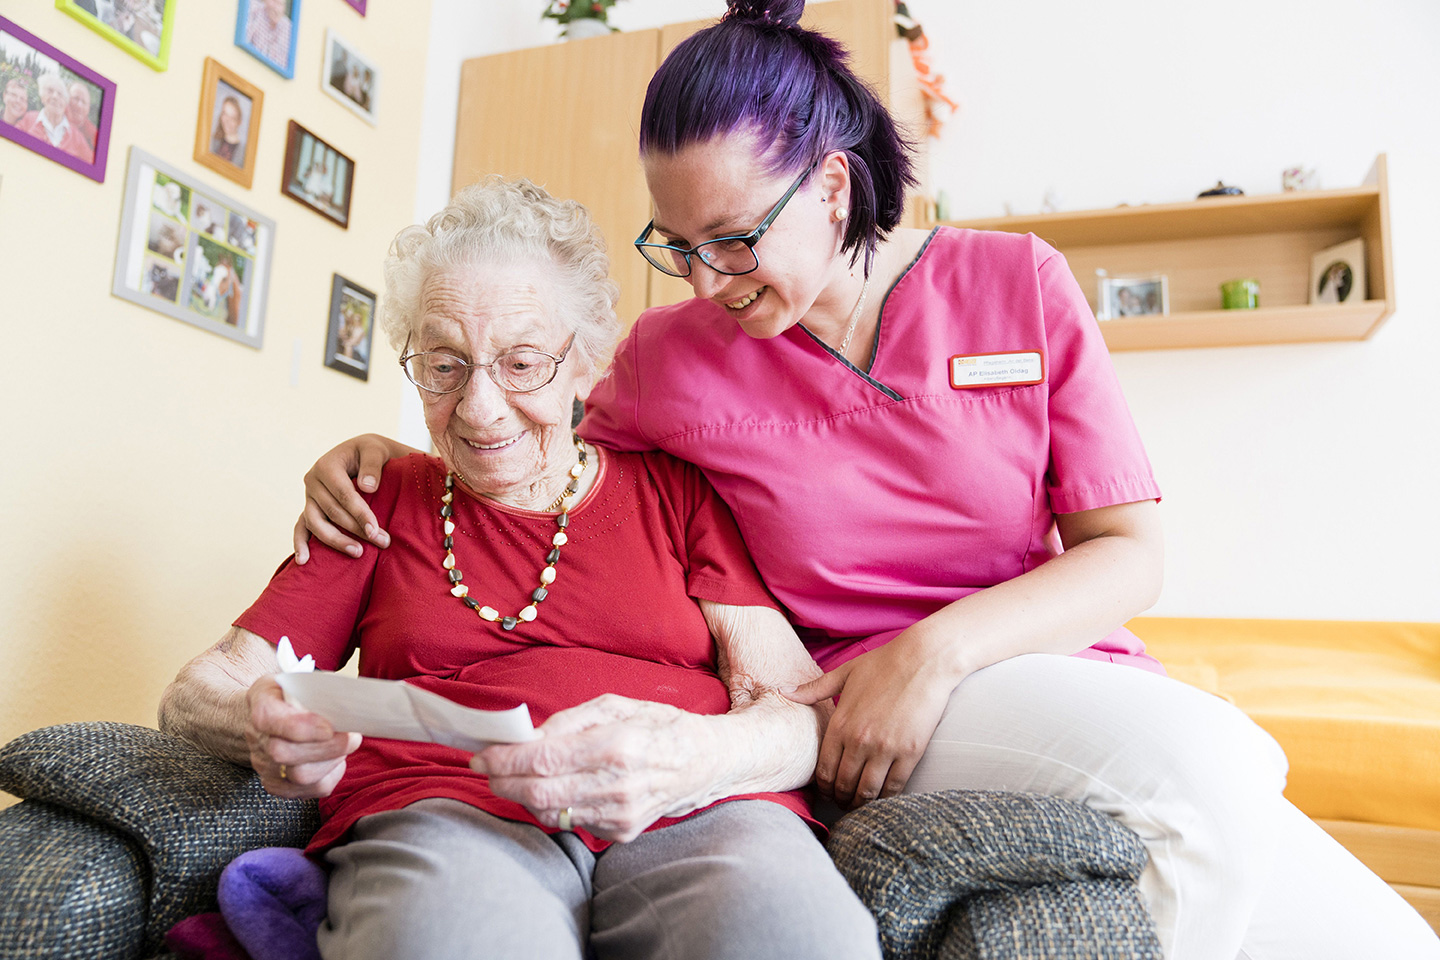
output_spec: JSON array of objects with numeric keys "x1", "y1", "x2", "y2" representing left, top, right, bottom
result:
[{"x1": 0, "y1": 1, "x2": 433, "y2": 804}]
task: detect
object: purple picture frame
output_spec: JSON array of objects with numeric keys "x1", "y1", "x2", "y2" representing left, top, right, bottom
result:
[
  {"x1": 0, "y1": 16, "x2": 116, "y2": 182},
  {"x1": 343, "y1": 0, "x2": 367, "y2": 15}
]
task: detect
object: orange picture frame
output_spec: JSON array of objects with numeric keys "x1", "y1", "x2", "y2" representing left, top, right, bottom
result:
[{"x1": 193, "y1": 57, "x2": 263, "y2": 189}]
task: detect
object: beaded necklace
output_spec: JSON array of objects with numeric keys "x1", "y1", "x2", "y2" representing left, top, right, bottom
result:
[{"x1": 440, "y1": 434, "x2": 588, "y2": 631}]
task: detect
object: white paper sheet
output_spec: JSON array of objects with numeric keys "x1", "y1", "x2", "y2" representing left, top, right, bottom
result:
[{"x1": 274, "y1": 671, "x2": 538, "y2": 752}]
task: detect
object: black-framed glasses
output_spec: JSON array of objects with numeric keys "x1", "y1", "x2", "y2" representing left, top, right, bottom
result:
[
  {"x1": 634, "y1": 159, "x2": 818, "y2": 279},
  {"x1": 399, "y1": 332, "x2": 576, "y2": 395}
]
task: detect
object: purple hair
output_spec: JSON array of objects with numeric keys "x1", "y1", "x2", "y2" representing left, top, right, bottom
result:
[{"x1": 639, "y1": 0, "x2": 916, "y2": 274}]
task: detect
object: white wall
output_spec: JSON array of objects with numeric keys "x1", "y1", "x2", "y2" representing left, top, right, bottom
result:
[{"x1": 412, "y1": 0, "x2": 1440, "y2": 622}]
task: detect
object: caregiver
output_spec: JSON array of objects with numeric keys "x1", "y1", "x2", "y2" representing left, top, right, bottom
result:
[{"x1": 294, "y1": 2, "x2": 1438, "y2": 957}]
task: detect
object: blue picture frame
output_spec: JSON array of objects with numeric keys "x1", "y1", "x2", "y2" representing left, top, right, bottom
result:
[{"x1": 234, "y1": 0, "x2": 299, "y2": 80}]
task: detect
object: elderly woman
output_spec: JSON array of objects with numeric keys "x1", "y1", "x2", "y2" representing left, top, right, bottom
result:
[
  {"x1": 20, "y1": 73, "x2": 90, "y2": 161},
  {"x1": 159, "y1": 177, "x2": 878, "y2": 960}
]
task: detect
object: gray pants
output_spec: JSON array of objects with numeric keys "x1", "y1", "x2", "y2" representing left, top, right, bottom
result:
[{"x1": 319, "y1": 798, "x2": 881, "y2": 960}]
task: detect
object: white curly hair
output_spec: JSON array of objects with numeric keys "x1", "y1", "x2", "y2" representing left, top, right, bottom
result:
[{"x1": 381, "y1": 177, "x2": 621, "y2": 374}]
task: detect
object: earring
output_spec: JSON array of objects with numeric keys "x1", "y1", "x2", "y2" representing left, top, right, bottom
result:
[{"x1": 833, "y1": 207, "x2": 848, "y2": 222}]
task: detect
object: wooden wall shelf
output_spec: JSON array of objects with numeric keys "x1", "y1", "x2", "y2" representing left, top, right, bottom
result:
[{"x1": 941, "y1": 155, "x2": 1394, "y2": 352}]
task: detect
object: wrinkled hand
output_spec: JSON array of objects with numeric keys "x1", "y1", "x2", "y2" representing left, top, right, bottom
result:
[
  {"x1": 245, "y1": 675, "x2": 361, "y2": 798},
  {"x1": 470, "y1": 694, "x2": 713, "y2": 843},
  {"x1": 784, "y1": 636, "x2": 955, "y2": 809},
  {"x1": 292, "y1": 434, "x2": 395, "y2": 564}
]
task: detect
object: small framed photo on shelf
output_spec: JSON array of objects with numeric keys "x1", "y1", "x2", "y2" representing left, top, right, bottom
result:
[
  {"x1": 1096, "y1": 273, "x2": 1169, "y2": 321},
  {"x1": 1309, "y1": 238, "x2": 1366, "y2": 305},
  {"x1": 235, "y1": 0, "x2": 300, "y2": 79},
  {"x1": 281, "y1": 120, "x2": 355, "y2": 227},
  {"x1": 0, "y1": 16, "x2": 116, "y2": 182},
  {"x1": 194, "y1": 58, "x2": 263, "y2": 188},
  {"x1": 322, "y1": 29, "x2": 378, "y2": 125},
  {"x1": 55, "y1": 0, "x2": 173, "y2": 71},
  {"x1": 325, "y1": 274, "x2": 377, "y2": 380},
  {"x1": 112, "y1": 146, "x2": 276, "y2": 348}
]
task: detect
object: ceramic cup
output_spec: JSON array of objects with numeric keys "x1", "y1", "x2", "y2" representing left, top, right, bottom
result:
[{"x1": 1221, "y1": 277, "x2": 1260, "y2": 309}]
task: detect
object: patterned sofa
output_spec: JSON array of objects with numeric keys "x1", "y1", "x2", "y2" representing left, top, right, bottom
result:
[{"x1": 0, "y1": 722, "x2": 1161, "y2": 960}]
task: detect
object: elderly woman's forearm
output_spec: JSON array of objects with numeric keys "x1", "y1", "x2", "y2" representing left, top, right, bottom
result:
[
  {"x1": 158, "y1": 626, "x2": 276, "y2": 764},
  {"x1": 692, "y1": 693, "x2": 825, "y2": 803}
]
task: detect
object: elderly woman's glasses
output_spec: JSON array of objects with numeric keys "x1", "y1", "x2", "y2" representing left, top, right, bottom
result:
[
  {"x1": 399, "y1": 333, "x2": 576, "y2": 395},
  {"x1": 634, "y1": 160, "x2": 818, "y2": 279}
]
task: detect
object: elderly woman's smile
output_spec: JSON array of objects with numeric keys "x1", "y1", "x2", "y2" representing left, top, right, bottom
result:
[{"x1": 415, "y1": 262, "x2": 593, "y2": 510}]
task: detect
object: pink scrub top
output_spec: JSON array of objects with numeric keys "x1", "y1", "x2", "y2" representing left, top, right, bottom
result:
[{"x1": 582, "y1": 227, "x2": 1164, "y2": 674}]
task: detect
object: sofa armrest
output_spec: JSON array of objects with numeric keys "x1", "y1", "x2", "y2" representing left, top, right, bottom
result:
[
  {"x1": 0, "y1": 722, "x2": 320, "y2": 955},
  {"x1": 827, "y1": 790, "x2": 1161, "y2": 960}
]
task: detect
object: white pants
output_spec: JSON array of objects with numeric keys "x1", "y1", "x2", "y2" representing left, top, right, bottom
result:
[{"x1": 902, "y1": 654, "x2": 1439, "y2": 959}]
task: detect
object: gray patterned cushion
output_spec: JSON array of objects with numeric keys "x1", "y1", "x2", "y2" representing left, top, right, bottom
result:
[
  {"x1": 0, "y1": 800, "x2": 148, "y2": 960},
  {"x1": 827, "y1": 791, "x2": 1162, "y2": 960},
  {"x1": 0, "y1": 722, "x2": 319, "y2": 957}
]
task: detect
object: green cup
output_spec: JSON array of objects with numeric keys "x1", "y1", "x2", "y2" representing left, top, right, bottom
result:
[{"x1": 1221, "y1": 277, "x2": 1260, "y2": 309}]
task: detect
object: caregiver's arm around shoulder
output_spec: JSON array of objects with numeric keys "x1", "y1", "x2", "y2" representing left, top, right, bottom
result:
[
  {"x1": 158, "y1": 626, "x2": 361, "y2": 798},
  {"x1": 292, "y1": 433, "x2": 420, "y2": 562}
]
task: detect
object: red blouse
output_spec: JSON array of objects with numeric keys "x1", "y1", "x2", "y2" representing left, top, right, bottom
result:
[{"x1": 236, "y1": 449, "x2": 811, "y2": 853}]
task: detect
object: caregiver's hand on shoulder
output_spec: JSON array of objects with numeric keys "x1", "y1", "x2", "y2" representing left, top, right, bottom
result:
[
  {"x1": 471, "y1": 694, "x2": 714, "y2": 843},
  {"x1": 245, "y1": 675, "x2": 361, "y2": 799},
  {"x1": 784, "y1": 636, "x2": 955, "y2": 810},
  {"x1": 293, "y1": 434, "x2": 410, "y2": 563}
]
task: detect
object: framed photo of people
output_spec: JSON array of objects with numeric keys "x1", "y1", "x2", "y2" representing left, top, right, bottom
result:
[
  {"x1": 321, "y1": 29, "x2": 378, "y2": 125},
  {"x1": 0, "y1": 16, "x2": 115, "y2": 182},
  {"x1": 55, "y1": 0, "x2": 174, "y2": 72},
  {"x1": 194, "y1": 58, "x2": 263, "y2": 189},
  {"x1": 112, "y1": 147, "x2": 276, "y2": 349},
  {"x1": 325, "y1": 274, "x2": 377, "y2": 381},
  {"x1": 235, "y1": 0, "x2": 300, "y2": 79},
  {"x1": 281, "y1": 120, "x2": 354, "y2": 227}
]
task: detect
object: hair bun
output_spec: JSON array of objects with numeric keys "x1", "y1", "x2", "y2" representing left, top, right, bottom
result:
[{"x1": 724, "y1": 0, "x2": 804, "y2": 29}]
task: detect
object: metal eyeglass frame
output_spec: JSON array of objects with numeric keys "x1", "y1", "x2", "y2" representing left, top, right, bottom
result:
[
  {"x1": 398, "y1": 332, "x2": 576, "y2": 395},
  {"x1": 633, "y1": 159, "x2": 819, "y2": 279}
]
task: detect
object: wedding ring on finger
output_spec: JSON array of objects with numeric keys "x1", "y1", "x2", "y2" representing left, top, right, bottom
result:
[
  {"x1": 557, "y1": 806, "x2": 573, "y2": 832},
  {"x1": 279, "y1": 764, "x2": 289, "y2": 781}
]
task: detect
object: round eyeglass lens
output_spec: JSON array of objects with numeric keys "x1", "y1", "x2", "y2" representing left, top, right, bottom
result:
[
  {"x1": 492, "y1": 351, "x2": 557, "y2": 391},
  {"x1": 405, "y1": 354, "x2": 468, "y2": 393}
]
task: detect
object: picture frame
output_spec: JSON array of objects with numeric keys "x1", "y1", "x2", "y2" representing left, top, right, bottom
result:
[
  {"x1": 1309, "y1": 238, "x2": 1367, "y2": 306},
  {"x1": 341, "y1": 0, "x2": 367, "y2": 14},
  {"x1": 321, "y1": 29, "x2": 378, "y2": 125},
  {"x1": 1096, "y1": 273, "x2": 1169, "y2": 321},
  {"x1": 234, "y1": 0, "x2": 300, "y2": 80},
  {"x1": 194, "y1": 58, "x2": 263, "y2": 188},
  {"x1": 55, "y1": 0, "x2": 174, "y2": 72},
  {"x1": 0, "y1": 16, "x2": 116, "y2": 182},
  {"x1": 112, "y1": 146, "x2": 276, "y2": 349},
  {"x1": 325, "y1": 274, "x2": 377, "y2": 381},
  {"x1": 281, "y1": 120, "x2": 355, "y2": 227}
]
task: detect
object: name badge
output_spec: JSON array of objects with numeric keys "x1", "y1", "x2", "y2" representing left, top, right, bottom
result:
[{"x1": 949, "y1": 351, "x2": 1045, "y2": 389}]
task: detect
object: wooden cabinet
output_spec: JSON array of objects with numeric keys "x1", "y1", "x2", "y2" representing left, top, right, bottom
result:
[
  {"x1": 453, "y1": 0, "x2": 924, "y2": 323},
  {"x1": 940, "y1": 155, "x2": 1394, "y2": 352}
]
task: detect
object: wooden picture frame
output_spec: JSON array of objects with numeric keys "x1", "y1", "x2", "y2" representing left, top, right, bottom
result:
[
  {"x1": 234, "y1": 0, "x2": 300, "y2": 80},
  {"x1": 0, "y1": 15, "x2": 116, "y2": 182},
  {"x1": 281, "y1": 119, "x2": 354, "y2": 227},
  {"x1": 325, "y1": 274, "x2": 376, "y2": 381},
  {"x1": 321, "y1": 29, "x2": 378, "y2": 125},
  {"x1": 55, "y1": 0, "x2": 174, "y2": 72},
  {"x1": 194, "y1": 57, "x2": 263, "y2": 189},
  {"x1": 113, "y1": 146, "x2": 276, "y2": 349}
]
